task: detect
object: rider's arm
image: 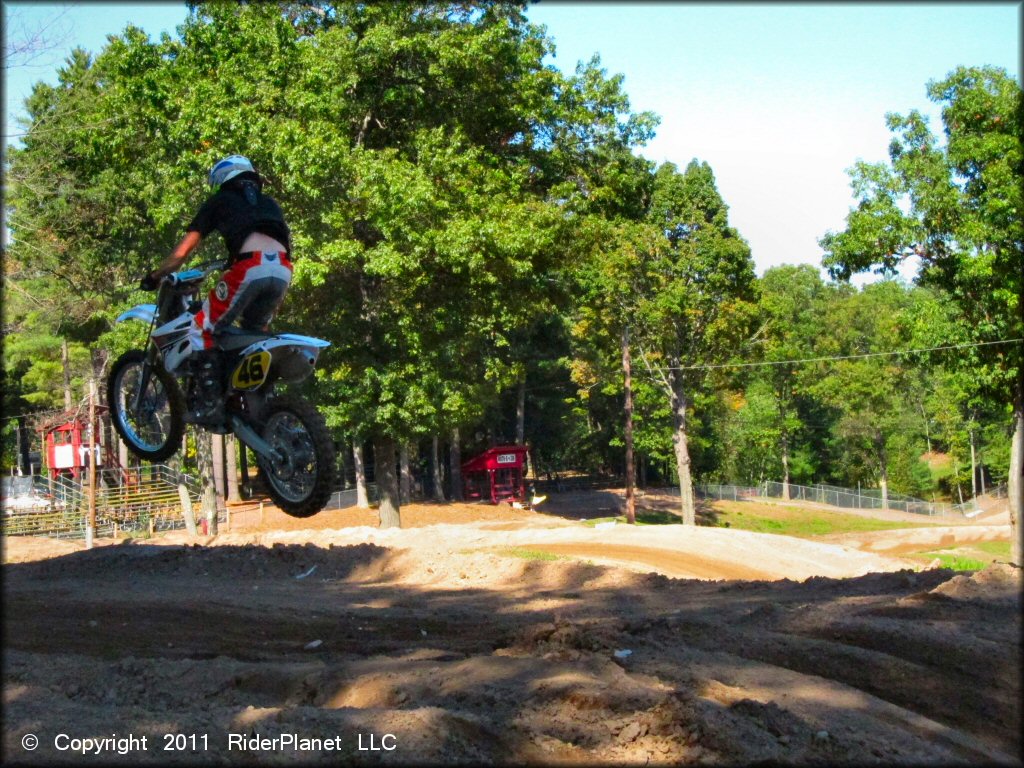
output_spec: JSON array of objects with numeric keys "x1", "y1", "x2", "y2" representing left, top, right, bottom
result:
[{"x1": 151, "y1": 231, "x2": 202, "y2": 280}]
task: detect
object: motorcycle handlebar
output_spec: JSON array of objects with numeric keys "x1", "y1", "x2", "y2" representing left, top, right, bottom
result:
[{"x1": 165, "y1": 260, "x2": 226, "y2": 286}]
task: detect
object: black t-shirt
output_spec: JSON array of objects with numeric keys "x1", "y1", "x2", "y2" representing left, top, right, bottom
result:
[{"x1": 187, "y1": 185, "x2": 291, "y2": 257}]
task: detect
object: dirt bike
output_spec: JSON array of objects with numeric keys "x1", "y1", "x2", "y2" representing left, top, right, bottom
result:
[{"x1": 107, "y1": 261, "x2": 336, "y2": 517}]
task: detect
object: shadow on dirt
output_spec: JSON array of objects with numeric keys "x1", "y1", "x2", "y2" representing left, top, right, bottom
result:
[
  {"x1": 539, "y1": 489, "x2": 717, "y2": 527},
  {"x1": 3, "y1": 542, "x2": 1020, "y2": 766},
  {"x1": 538, "y1": 490, "x2": 626, "y2": 521}
]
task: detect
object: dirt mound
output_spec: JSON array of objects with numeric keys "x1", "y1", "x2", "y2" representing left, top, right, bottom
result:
[
  {"x1": 926, "y1": 561, "x2": 1021, "y2": 604},
  {"x1": 3, "y1": 524, "x2": 1020, "y2": 766}
]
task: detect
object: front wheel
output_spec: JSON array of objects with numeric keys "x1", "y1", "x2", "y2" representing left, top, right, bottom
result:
[
  {"x1": 255, "y1": 395, "x2": 336, "y2": 517},
  {"x1": 107, "y1": 349, "x2": 185, "y2": 462}
]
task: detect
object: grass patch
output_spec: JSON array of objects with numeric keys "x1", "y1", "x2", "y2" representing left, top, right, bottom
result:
[
  {"x1": 707, "y1": 500, "x2": 940, "y2": 538},
  {"x1": 498, "y1": 547, "x2": 567, "y2": 562},
  {"x1": 905, "y1": 539, "x2": 1011, "y2": 571},
  {"x1": 971, "y1": 540, "x2": 1012, "y2": 558},
  {"x1": 917, "y1": 552, "x2": 988, "y2": 571}
]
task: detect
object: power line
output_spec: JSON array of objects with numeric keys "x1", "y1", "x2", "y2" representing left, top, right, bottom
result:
[{"x1": 645, "y1": 338, "x2": 1023, "y2": 372}]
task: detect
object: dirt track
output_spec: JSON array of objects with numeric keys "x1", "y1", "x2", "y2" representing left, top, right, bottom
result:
[{"x1": 2, "y1": 497, "x2": 1020, "y2": 766}]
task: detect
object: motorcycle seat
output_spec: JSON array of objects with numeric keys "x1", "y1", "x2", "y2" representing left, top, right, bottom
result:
[{"x1": 216, "y1": 327, "x2": 274, "y2": 351}]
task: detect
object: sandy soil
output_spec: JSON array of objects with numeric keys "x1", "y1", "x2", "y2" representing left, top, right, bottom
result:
[{"x1": 2, "y1": 494, "x2": 1020, "y2": 766}]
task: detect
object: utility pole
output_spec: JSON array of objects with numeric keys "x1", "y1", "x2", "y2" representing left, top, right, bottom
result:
[{"x1": 86, "y1": 378, "x2": 98, "y2": 549}]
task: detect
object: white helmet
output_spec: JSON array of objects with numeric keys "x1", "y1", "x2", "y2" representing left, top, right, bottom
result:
[{"x1": 208, "y1": 155, "x2": 255, "y2": 189}]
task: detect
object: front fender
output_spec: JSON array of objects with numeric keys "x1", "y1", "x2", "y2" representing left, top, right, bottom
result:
[{"x1": 116, "y1": 304, "x2": 157, "y2": 324}]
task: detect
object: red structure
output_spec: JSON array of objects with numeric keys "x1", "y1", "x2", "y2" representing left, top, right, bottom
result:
[
  {"x1": 40, "y1": 407, "x2": 123, "y2": 482},
  {"x1": 43, "y1": 415, "x2": 95, "y2": 481},
  {"x1": 461, "y1": 445, "x2": 530, "y2": 505}
]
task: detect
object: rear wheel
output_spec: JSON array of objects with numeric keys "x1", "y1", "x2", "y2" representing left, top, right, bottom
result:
[
  {"x1": 107, "y1": 349, "x2": 185, "y2": 462},
  {"x1": 256, "y1": 395, "x2": 335, "y2": 517}
]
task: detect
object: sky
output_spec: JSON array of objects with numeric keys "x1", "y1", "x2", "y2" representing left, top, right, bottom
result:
[{"x1": 3, "y1": 1, "x2": 1021, "y2": 281}]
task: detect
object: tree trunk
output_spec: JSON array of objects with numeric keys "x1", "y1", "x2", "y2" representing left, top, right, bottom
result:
[
  {"x1": 969, "y1": 428, "x2": 978, "y2": 500},
  {"x1": 338, "y1": 438, "x2": 348, "y2": 488},
  {"x1": 668, "y1": 368, "x2": 696, "y2": 526},
  {"x1": 919, "y1": 399, "x2": 932, "y2": 454},
  {"x1": 353, "y1": 441, "x2": 369, "y2": 508},
  {"x1": 196, "y1": 430, "x2": 218, "y2": 535},
  {"x1": 61, "y1": 338, "x2": 73, "y2": 411},
  {"x1": 877, "y1": 432, "x2": 889, "y2": 511},
  {"x1": 238, "y1": 443, "x2": 250, "y2": 499},
  {"x1": 211, "y1": 434, "x2": 226, "y2": 509},
  {"x1": 622, "y1": 328, "x2": 636, "y2": 525},
  {"x1": 781, "y1": 433, "x2": 791, "y2": 501},
  {"x1": 375, "y1": 435, "x2": 401, "y2": 528},
  {"x1": 431, "y1": 435, "x2": 446, "y2": 501},
  {"x1": 1009, "y1": 392, "x2": 1023, "y2": 567},
  {"x1": 399, "y1": 443, "x2": 412, "y2": 504},
  {"x1": 516, "y1": 377, "x2": 526, "y2": 444},
  {"x1": 450, "y1": 428, "x2": 463, "y2": 502},
  {"x1": 225, "y1": 434, "x2": 241, "y2": 502}
]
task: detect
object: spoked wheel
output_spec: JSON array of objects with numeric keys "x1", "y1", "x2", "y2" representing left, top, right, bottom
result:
[
  {"x1": 107, "y1": 349, "x2": 185, "y2": 462},
  {"x1": 256, "y1": 395, "x2": 336, "y2": 517}
]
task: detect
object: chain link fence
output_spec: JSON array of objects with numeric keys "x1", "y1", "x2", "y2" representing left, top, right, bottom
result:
[
  {"x1": 2, "y1": 466, "x2": 223, "y2": 540},
  {"x1": 689, "y1": 481, "x2": 977, "y2": 518}
]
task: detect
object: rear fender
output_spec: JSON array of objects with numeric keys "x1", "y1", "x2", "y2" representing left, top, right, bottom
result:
[{"x1": 230, "y1": 335, "x2": 330, "y2": 390}]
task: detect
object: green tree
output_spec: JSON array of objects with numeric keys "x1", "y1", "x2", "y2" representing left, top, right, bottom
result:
[
  {"x1": 820, "y1": 65, "x2": 1023, "y2": 562},
  {"x1": 811, "y1": 281, "x2": 922, "y2": 508},
  {"x1": 750, "y1": 264, "x2": 831, "y2": 496},
  {"x1": 6, "y1": 3, "x2": 660, "y2": 526},
  {"x1": 636, "y1": 160, "x2": 758, "y2": 524}
]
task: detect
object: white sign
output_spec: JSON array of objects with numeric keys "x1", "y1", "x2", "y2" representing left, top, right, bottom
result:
[{"x1": 496, "y1": 453, "x2": 516, "y2": 464}]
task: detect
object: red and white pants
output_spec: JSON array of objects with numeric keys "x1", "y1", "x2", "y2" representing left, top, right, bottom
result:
[{"x1": 190, "y1": 251, "x2": 293, "y2": 351}]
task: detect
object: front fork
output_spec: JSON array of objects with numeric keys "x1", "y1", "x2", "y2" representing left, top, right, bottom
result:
[
  {"x1": 132, "y1": 308, "x2": 162, "y2": 414},
  {"x1": 132, "y1": 344, "x2": 161, "y2": 414}
]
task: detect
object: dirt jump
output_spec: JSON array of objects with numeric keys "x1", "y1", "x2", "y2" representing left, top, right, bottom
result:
[{"x1": 2, "y1": 492, "x2": 1020, "y2": 766}]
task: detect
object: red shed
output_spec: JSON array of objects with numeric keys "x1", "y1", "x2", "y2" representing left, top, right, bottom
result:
[{"x1": 462, "y1": 445, "x2": 529, "y2": 505}]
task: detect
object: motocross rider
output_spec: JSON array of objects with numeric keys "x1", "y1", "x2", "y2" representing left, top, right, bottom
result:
[{"x1": 141, "y1": 155, "x2": 293, "y2": 426}]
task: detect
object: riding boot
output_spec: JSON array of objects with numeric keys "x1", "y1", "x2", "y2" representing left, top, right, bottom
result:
[{"x1": 189, "y1": 350, "x2": 226, "y2": 426}]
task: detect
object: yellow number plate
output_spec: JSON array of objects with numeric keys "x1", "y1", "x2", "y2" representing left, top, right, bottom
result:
[{"x1": 232, "y1": 351, "x2": 271, "y2": 390}]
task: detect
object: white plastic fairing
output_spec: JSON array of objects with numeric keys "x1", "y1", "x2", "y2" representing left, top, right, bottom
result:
[
  {"x1": 153, "y1": 310, "x2": 197, "y2": 375},
  {"x1": 234, "y1": 334, "x2": 330, "y2": 385},
  {"x1": 115, "y1": 304, "x2": 157, "y2": 325}
]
